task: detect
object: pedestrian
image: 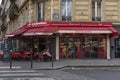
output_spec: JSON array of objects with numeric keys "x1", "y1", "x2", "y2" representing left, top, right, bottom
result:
[{"x1": 42, "y1": 48, "x2": 52, "y2": 61}]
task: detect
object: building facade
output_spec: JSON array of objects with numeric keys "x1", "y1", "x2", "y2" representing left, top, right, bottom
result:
[{"x1": 0, "y1": 0, "x2": 120, "y2": 60}]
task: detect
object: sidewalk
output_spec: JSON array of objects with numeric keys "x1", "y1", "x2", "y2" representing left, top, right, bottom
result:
[{"x1": 0, "y1": 59, "x2": 120, "y2": 69}]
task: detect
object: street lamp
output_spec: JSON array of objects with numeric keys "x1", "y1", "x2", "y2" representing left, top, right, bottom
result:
[{"x1": 30, "y1": 23, "x2": 33, "y2": 69}]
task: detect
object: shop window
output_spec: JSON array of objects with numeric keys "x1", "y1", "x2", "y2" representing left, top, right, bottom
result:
[
  {"x1": 12, "y1": 39, "x2": 17, "y2": 52},
  {"x1": 60, "y1": 37, "x2": 78, "y2": 59},
  {"x1": 92, "y1": 0, "x2": 102, "y2": 21},
  {"x1": 61, "y1": 0, "x2": 72, "y2": 21},
  {"x1": 83, "y1": 37, "x2": 106, "y2": 59},
  {"x1": 38, "y1": 2, "x2": 45, "y2": 22},
  {"x1": 0, "y1": 41, "x2": 4, "y2": 52},
  {"x1": 59, "y1": 35, "x2": 106, "y2": 59}
]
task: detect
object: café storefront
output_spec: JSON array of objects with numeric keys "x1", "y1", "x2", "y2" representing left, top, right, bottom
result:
[{"x1": 4, "y1": 21, "x2": 118, "y2": 60}]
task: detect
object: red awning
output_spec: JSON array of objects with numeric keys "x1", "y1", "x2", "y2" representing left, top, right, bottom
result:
[
  {"x1": 109, "y1": 27, "x2": 118, "y2": 38},
  {"x1": 25, "y1": 27, "x2": 58, "y2": 33},
  {"x1": 5, "y1": 24, "x2": 29, "y2": 38},
  {"x1": 57, "y1": 26, "x2": 118, "y2": 38},
  {"x1": 22, "y1": 27, "x2": 58, "y2": 36},
  {"x1": 22, "y1": 26, "x2": 118, "y2": 38},
  {"x1": 5, "y1": 22, "x2": 44, "y2": 38},
  {"x1": 12, "y1": 24, "x2": 29, "y2": 35},
  {"x1": 5, "y1": 21, "x2": 118, "y2": 38}
]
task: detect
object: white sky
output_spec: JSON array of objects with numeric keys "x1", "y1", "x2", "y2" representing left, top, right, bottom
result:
[{"x1": 0, "y1": 0, "x2": 1, "y2": 5}]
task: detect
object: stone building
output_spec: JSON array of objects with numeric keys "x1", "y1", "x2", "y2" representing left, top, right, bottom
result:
[{"x1": 0, "y1": 0, "x2": 120, "y2": 60}]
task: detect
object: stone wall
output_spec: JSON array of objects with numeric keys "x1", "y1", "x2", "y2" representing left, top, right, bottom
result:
[
  {"x1": 103, "y1": 0, "x2": 120, "y2": 22},
  {"x1": 45, "y1": 0, "x2": 51, "y2": 21},
  {"x1": 8, "y1": 0, "x2": 120, "y2": 33},
  {"x1": 73, "y1": 0, "x2": 91, "y2": 21},
  {"x1": 8, "y1": 0, "x2": 29, "y2": 33}
]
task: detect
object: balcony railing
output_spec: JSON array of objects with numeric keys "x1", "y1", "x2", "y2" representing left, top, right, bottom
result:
[
  {"x1": 92, "y1": 17, "x2": 101, "y2": 21},
  {"x1": 62, "y1": 16, "x2": 72, "y2": 21},
  {"x1": 38, "y1": 17, "x2": 44, "y2": 22},
  {"x1": 8, "y1": 3, "x2": 18, "y2": 20}
]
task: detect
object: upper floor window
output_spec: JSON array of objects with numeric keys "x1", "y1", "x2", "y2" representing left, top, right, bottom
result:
[
  {"x1": 38, "y1": 2, "x2": 45, "y2": 22},
  {"x1": 25, "y1": 8, "x2": 29, "y2": 23},
  {"x1": 62, "y1": 0, "x2": 72, "y2": 21},
  {"x1": 92, "y1": 0, "x2": 102, "y2": 21}
]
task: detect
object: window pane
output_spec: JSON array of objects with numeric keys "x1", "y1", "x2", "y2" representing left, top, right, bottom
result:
[
  {"x1": 92, "y1": 1, "x2": 95, "y2": 21},
  {"x1": 67, "y1": 0, "x2": 72, "y2": 16},
  {"x1": 92, "y1": 0, "x2": 101, "y2": 21},
  {"x1": 97, "y1": 1, "x2": 101, "y2": 18},
  {"x1": 38, "y1": 2, "x2": 44, "y2": 22},
  {"x1": 62, "y1": 0, "x2": 66, "y2": 21},
  {"x1": 62, "y1": 0, "x2": 72, "y2": 21},
  {"x1": 67, "y1": 0, "x2": 72, "y2": 21}
]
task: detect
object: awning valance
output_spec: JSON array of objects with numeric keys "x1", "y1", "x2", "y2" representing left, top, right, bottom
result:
[{"x1": 57, "y1": 27, "x2": 112, "y2": 34}]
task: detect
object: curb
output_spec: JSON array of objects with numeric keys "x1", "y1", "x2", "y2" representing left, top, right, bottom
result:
[{"x1": 3, "y1": 66, "x2": 120, "y2": 71}]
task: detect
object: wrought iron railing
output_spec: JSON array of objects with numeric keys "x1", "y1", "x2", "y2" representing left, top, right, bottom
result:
[{"x1": 92, "y1": 17, "x2": 101, "y2": 21}]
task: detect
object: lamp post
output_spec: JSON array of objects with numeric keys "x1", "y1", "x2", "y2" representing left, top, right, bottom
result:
[
  {"x1": 51, "y1": 49, "x2": 54, "y2": 68},
  {"x1": 30, "y1": 23, "x2": 33, "y2": 69},
  {"x1": 9, "y1": 39, "x2": 12, "y2": 69},
  {"x1": 51, "y1": 33, "x2": 56, "y2": 68},
  {"x1": 30, "y1": 46, "x2": 33, "y2": 69},
  {"x1": 48, "y1": 37, "x2": 54, "y2": 68},
  {"x1": 29, "y1": 0, "x2": 33, "y2": 69}
]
